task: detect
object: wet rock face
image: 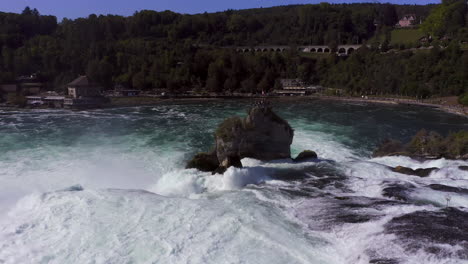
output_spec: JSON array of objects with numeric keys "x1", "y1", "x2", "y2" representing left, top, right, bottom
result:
[
  {"x1": 385, "y1": 208, "x2": 468, "y2": 259},
  {"x1": 382, "y1": 183, "x2": 416, "y2": 201},
  {"x1": 391, "y1": 166, "x2": 438, "y2": 177},
  {"x1": 293, "y1": 150, "x2": 318, "y2": 162},
  {"x1": 428, "y1": 184, "x2": 468, "y2": 195},
  {"x1": 186, "y1": 151, "x2": 219, "y2": 172},
  {"x1": 215, "y1": 106, "x2": 294, "y2": 162},
  {"x1": 213, "y1": 156, "x2": 243, "y2": 175}
]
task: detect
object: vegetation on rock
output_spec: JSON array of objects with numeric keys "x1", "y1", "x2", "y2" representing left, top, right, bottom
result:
[
  {"x1": 372, "y1": 139, "x2": 406, "y2": 157},
  {"x1": 215, "y1": 106, "x2": 294, "y2": 162},
  {"x1": 215, "y1": 117, "x2": 248, "y2": 141},
  {"x1": 374, "y1": 129, "x2": 468, "y2": 160}
]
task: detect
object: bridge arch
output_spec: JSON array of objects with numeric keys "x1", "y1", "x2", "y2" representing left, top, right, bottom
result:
[
  {"x1": 310, "y1": 48, "x2": 316, "y2": 52},
  {"x1": 348, "y1": 48, "x2": 355, "y2": 54},
  {"x1": 338, "y1": 48, "x2": 346, "y2": 54},
  {"x1": 317, "y1": 48, "x2": 323, "y2": 53},
  {"x1": 324, "y1": 48, "x2": 330, "y2": 53}
]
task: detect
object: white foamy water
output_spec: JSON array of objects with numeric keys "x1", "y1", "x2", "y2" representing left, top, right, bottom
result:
[
  {"x1": 0, "y1": 189, "x2": 337, "y2": 264},
  {"x1": 1, "y1": 102, "x2": 468, "y2": 264}
]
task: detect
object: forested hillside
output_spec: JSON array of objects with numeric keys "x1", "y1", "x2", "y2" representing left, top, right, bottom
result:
[{"x1": 0, "y1": 1, "x2": 467, "y2": 98}]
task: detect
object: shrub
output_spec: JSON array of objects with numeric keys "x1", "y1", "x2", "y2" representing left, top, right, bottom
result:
[{"x1": 458, "y1": 93, "x2": 468, "y2": 106}]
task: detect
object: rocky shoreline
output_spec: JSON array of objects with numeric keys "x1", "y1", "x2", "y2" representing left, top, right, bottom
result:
[
  {"x1": 372, "y1": 129, "x2": 468, "y2": 177},
  {"x1": 2, "y1": 94, "x2": 467, "y2": 118}
]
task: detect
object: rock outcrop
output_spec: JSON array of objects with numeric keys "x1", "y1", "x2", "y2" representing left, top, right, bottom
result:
[
  {"x1": 391, "y1": 166, "x2": 438, "y2": 177},
  {"x1": 187, "y1": 103, "x2": 296, "y2": 173},
  {"x1": 215, "y1": 106, "x2": 294, "y2": 162}
]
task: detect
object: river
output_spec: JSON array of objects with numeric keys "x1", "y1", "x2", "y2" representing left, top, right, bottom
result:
[{"x1": 0, "y1": 99, "x2": 467, "y2": 264}]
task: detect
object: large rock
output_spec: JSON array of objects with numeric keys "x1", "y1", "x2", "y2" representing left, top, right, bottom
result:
[
  {"x1": 391, "y1": 166, "x2": 438, "y2": 177},
  {"x1": 215, "y1": 106, "x2": 294, "y2": 162}
]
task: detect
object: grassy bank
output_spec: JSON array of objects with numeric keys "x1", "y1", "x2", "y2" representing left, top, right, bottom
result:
[{"x1": 390, "y1": 28, "x2": 425, "y2": 46}]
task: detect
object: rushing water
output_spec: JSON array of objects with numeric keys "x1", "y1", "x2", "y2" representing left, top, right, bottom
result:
[{"x1": 0, "y1": 99, "x2": 467, "y2": 264}]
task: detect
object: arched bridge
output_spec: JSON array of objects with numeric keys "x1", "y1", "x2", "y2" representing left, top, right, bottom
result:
[{"x1": 235, "y1": 45, "x2": 363, "y2": 55}]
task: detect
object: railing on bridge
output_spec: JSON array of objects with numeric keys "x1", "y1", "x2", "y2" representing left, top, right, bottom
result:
[{"x1": 235, "y1": 45, "x2": 363, "y2": 55}]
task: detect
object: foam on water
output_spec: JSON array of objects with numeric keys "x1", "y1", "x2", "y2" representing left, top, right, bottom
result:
[
  {"x1": 1, "y1": 102, "x2": 468, "y2": 264},
  {"x1": 0, "y1": 189, "x2": 337, "y2": 264},
  {"x1": 151, "y1": 161, "x2": 274, "y2": 197}
]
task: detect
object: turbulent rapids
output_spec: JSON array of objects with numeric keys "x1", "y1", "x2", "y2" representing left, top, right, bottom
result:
[{"x1": 1, "y1": 100, "x2": 468, "y2": 264}]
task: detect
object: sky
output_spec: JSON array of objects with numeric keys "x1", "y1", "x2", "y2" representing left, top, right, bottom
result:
[{"x1": 1, "y1": 0, "x2": 440, "y2": 20}]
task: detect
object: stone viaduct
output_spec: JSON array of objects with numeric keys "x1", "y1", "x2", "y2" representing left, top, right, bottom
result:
[{"x1": 235, "y1": 45, "x2": 363, "y2": 55}]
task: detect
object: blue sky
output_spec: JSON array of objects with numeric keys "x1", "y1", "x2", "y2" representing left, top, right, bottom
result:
[{"x1": 1, "y1": 0, "x2": 440, "y2": 20}]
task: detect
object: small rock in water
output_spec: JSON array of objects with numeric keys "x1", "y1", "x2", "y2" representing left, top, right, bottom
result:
[
  {"x1": 391, "y1": 166, "x2": 438, "y2": 177},
  {"x1": 382, "y1": 182, "x2": 417, "y2": 201},
  {"x1": 428, "y1": 184, "x2": 468, "y2": 195},
  {"x1": 293, "y1": 150, "x2": 318, "y2": 162},
  {"x1": 60, "y1": 184, "x2": 84, "y2": 192}
]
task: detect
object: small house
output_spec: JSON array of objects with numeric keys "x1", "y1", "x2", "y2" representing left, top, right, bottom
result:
[
  {"x1": 397, "y1": 14, "x2": 416, "y2": 28},
  {"x1": 280, "y1": 79, "x2": 306, "y2": 90},
  {"x1": 67, "y1": 76, "x2": 101, "y2": 99},
  {"x1": 17, "y1": 75, "x2": 43, "y2": 95}
]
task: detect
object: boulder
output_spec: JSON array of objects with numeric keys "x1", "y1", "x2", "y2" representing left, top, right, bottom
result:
[
  {"x1": 215, "y1": 106, "x2": 294, "y2": 162},
  {"x1": 186, "y1": 151, "x2": 219, "y2": 172},
  {"x1": 391, "y1": 166, "x2": 438, "y2": 177},
  {"x1": 293, "y1": 150, "x2": 318, "y2": 162}
]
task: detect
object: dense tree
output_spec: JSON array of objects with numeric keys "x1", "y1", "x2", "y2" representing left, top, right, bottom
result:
[{"x1": 0, "y1": 2, "x2": 466, "y2": 100}]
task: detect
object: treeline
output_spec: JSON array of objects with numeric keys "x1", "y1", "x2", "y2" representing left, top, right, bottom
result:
[
  {"x1": 0, "y1": 1, "x2": 467, "y2": 99},
  {"x1": 323, "y1": 44, "x2": 468, "y2": 97}
]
